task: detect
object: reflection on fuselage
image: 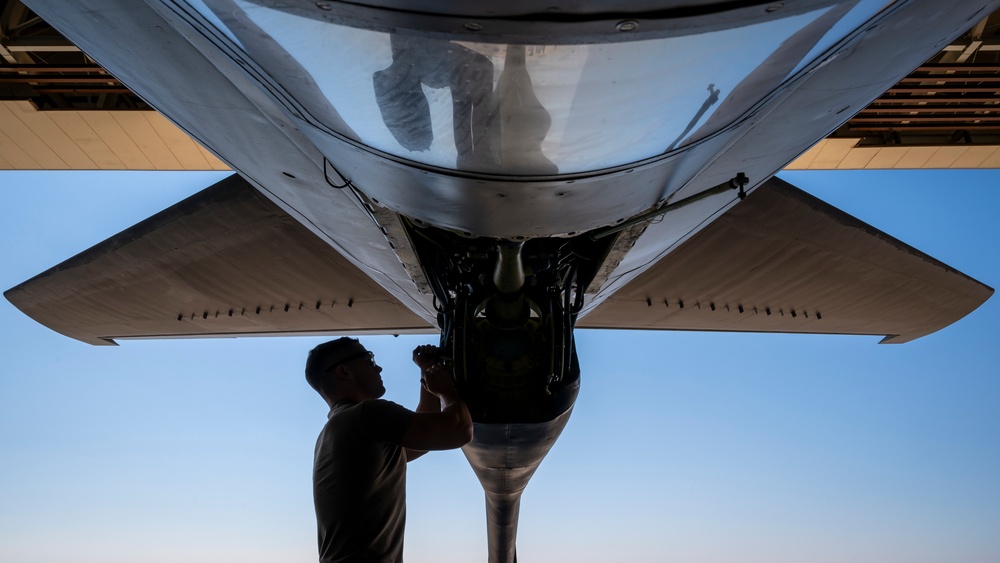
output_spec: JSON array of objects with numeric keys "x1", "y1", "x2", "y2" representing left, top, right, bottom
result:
[
  {"x1": 374, "y1": 37, "x2": 557, "y2": 173},
  {"x1": 217, "y1": 3, "x2": 859, "y2": 175},
  {"x1": 666, "y1": 83, "x2": 721, "y2": 152}
]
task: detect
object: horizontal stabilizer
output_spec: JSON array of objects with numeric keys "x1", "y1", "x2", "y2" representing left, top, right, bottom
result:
[
  {"x1": 578, "y1": 177, "x2": 992, "y2": 343},
  {"x1": 5, "y1": 175, "x2": 434, "y2": 345}
]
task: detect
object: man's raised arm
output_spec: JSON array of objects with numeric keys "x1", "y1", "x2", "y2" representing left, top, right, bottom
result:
[{"x1": 402, "y1": 345, "x2": 473, "y2": 461}]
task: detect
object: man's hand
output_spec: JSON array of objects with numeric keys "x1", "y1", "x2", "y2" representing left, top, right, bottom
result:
[
  {"x1": 421, "y1": 362, "x2": 459, "y2": 400},
  {"x1": 412, "y1": 344, "x2": 440, "y2": 371},
  {"x1": 413, "y1": 344, "x2": 459, "y2": 401}
]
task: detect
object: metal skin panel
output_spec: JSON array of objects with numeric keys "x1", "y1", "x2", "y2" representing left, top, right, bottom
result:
[
  {"x1": 4, "y1": 175, "x2": 434, "y2": 345},
  {"x1": 316, "y1": 136, "x2": 681, "y2": 239},
  {"x1": 577, "y1": 178, "x2": 994, "y2": 343},
  {"x1": 238, "y1": 0, "x2": 841, "y2": 44}
]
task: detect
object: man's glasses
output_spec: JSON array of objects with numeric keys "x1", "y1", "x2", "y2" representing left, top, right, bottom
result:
[{"x1": 326, "y1": 350, "x2": 375, "y2": 371}]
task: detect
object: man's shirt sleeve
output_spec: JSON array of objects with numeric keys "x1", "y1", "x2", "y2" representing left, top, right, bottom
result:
[{"x1": 359, "y1": 399, "x2": 414, "y2": 444}]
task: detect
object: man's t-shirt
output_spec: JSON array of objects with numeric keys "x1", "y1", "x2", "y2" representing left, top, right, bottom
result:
[{"x1": 313, "y1": 399, "x2": 414, "y2": 563}]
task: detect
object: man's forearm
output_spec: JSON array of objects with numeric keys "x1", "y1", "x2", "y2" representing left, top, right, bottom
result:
[
  {"x1": 418, "y1": 384, "x2": 471, "y2": 427},
  {"x1": 437, "y1": 389, "x2": 473, "y2": 442},
  {"x1": 415, "y1": 384, "x2": 439, "y2": 413},
  {"x1": 406, "y1": 387, "x2": 435, "y2": 462},
  {"x1": 437, "y1": 389, "x2": 465, "y2": 412}
]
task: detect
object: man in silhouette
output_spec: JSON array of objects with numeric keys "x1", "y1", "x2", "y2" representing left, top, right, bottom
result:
[{"x1": 305, "y1": 338, "x2": 472, "y2": 562}]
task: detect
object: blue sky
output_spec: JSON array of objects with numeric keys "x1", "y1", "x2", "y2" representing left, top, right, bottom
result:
[{"x1": 1, "y1": 169, "x2": 998, "y2": 562}]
